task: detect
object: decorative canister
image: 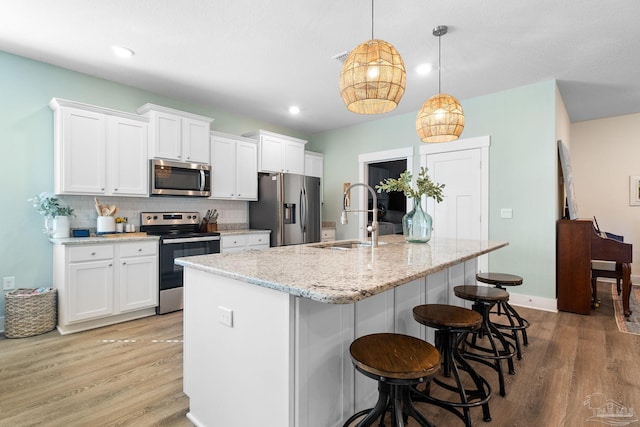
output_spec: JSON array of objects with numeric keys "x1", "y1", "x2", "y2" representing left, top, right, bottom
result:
[{"x1": 97, "y1": 216, "x2": 116, "y2": 234}]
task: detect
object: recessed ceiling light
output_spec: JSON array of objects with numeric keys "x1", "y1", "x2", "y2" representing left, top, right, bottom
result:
[
  {"x1": 416, "y1": 63, "x2": 433, "y2": 76},
  {"x1": 289, "y1": 106, "x2": 300, "y2": 115},
  {"x1": 111, "y1": 45, "x2": 135, "y2": 59}
]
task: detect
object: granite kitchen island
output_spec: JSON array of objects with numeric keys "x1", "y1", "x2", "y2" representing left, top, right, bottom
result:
[{"x1": 176, "y1": 234, "x2": 508, "y2": 427}]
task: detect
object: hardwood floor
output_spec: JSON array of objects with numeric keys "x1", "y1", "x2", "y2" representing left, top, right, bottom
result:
[
  {"x1": 0, "y1": 311, "x2": 191, "y2": 427},
  {"x1": 1, "y1": 282, "x2": 639, "y2": 427}
]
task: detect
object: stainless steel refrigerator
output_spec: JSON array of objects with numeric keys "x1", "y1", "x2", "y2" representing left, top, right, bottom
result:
[{"x1": 249, "y1": 173, "x2": 321, "y2": 247}]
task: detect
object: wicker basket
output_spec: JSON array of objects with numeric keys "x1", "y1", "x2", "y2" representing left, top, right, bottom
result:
[{"x1": 4, "y1": 288, "x2": 57, "y2": 338}]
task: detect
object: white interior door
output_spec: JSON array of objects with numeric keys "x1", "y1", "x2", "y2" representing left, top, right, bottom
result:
[
  {"x1": 420, "y1": 136, "x2": 490, "y2": 271},
  {"x1": 427, "y1": 149, "x2": 482, "y2": 240}
]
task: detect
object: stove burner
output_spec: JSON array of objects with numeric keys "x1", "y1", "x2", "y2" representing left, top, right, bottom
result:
[{"x1": 139, "y1": 211, "x2": 220, "y2": 239}]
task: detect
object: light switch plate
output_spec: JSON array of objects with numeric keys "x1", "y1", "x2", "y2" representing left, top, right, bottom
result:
[
  {"x1": 3, "y1": 276, "x2": 15, "y2": 290},
  {"x1": 500, "y1": 208, "x2": 513, "y2": 219},
  {"x1": 218, "y1": 306, "x2": 233, "y2": 327}
]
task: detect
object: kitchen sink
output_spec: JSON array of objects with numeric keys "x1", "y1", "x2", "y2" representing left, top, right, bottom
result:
[{"x1": 314, "y1": 240, "x2": 386, "y2": 250}]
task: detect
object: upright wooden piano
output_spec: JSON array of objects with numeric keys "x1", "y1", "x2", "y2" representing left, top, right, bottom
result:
[{"x1": 557, "y1": 219, "x2": 632, "y2": 316}]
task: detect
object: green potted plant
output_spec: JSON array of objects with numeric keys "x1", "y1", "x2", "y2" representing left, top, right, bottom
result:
[
  {"x1": 376, "y1": 167, "x2": 444, "y2": 243},
  {"x1": 29, "y1": 192, "x2": 75, "y2": 238}
]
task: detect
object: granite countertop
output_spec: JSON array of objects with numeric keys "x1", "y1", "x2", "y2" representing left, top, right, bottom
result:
[
  {"x1": 176, "y1": 234, "x2": 508, "y2": 304},
  {"x1": 50, "y1": 234, "x2": 159, "y2": 245}
]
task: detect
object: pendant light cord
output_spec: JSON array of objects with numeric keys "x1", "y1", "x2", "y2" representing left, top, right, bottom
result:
[
  {"x1": 371, "y1": 0, "x2": 374, "y2": 39},
  {"x1": 438, "y1": 33, "x2": 442, "y2": 94}
]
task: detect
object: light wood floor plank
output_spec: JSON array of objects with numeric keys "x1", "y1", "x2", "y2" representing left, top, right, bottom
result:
[{"x1": 2, "y1": 282, "x2": 640, "y2": 426}]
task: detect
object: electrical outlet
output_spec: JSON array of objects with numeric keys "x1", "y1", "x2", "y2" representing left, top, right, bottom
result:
[
  {"x1": 218, "y1": 306, "x2": 233, "y2": 327},
  {"x1": 3, "y1": 276, "x2": 15, "y2": 291}
]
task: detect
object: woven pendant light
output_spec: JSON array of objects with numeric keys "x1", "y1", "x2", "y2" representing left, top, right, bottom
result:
[
  {"x1": 339, "y1": 1, "x2": 406, "y2": 114},
  {"x1": 416, "y1": 25, "x2": 464, "y2": 143}
]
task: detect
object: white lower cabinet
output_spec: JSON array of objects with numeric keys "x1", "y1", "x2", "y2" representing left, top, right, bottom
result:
[
  {"x1": 53, "y1": 240, "x2": 158, "y2": 334},
  {"x1": 321, "y1": 228, "x2": 336, "y2": 242},
  {"x1": 221, "y1": 232, "x2": 270, "y2": 253}
]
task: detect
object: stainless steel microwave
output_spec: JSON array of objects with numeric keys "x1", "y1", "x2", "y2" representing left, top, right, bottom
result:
[{"x1": 150, "y1": 159, "x2": 211, "y2": 197}]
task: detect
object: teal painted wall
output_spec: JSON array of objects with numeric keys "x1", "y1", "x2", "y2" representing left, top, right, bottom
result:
[
  {"x1": 0, "y1": 51, "x2": 307, "y2": 320},
  {"x1": 308, "y1": 80, "x2": 558, "y2": 299},
  {"x1": 0, "y1": 49, "x2": 558, "y2": 324}
]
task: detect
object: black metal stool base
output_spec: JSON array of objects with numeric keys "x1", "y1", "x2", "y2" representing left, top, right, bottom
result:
[
  {"x1": 490, "y1": 292, "x2": 530, "y2": 360},
  {"x1": 343, "y1": 378, "x2": 435, "y2": 427},
  {"x1": 412, "y1": 329, "x2": 492, "y2": 426},
  {"x1": 461, "y1": 300, "x2": 516, "y2": 397},
  {"x1": 476, "y1": 273, "x2": 530, "y2": 360}
]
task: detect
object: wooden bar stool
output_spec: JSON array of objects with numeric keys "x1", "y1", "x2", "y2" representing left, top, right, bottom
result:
[
  {"x1": 343, "y1": 333, "x2": 440, "y2": 427},
  {"x1": 412, "y1": 304, "x2": 492, "y2": 427},
  {"x1": 454, "y1": 285, "x2": 516, "y2": 397},
  {"x1": 476, "y1": 272, "x2": 530, "y2": 359}
]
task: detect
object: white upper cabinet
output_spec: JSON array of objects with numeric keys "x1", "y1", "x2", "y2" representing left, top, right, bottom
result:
[
  {"x1": 50, "y1": 98, "x2": 149, "y2": 197},
  {"x1": 108, "y1": 116, "x2": 149, "y2": 196},
  {"x1": 137, "y1": 103, "x2": 213, "y2": 164},
  {"x1": 242, "y1": 130, "x2": 306, "y2": 175},
  {"x1": 304, "y1": 151, "x2": 324, "y2": 178},
  {"x1": 210, "y1": 131, "x2": 257, "y2": 200}
]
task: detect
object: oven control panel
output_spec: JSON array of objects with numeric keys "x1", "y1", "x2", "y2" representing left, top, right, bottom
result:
[{"x1": 140, "y1": 212, "x2": 200, "y2": 227}]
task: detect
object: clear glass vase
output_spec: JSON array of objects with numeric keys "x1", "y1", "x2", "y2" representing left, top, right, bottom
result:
[{"x1": 402, "y1": 197, "x2": 432, "y2": 243}]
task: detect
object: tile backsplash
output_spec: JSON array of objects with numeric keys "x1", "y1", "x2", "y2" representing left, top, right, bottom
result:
[{"x1": 59, "y1": 195, "x2": 249, "y2": 230}]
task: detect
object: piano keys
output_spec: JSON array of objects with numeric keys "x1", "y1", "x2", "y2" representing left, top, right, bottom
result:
[{"x1": 556, "y1": 219, "x2": 633, "y2": 316}]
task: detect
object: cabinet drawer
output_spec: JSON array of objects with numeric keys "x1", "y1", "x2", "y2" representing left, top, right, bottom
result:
[
  {"x1": 247, "y1": 233, "x2": 269, "y2": 247},
  {"x1": 120, "y1": 241, "x2": 158, "y2": 258},
  {"x1": 69, "y1": 245, "x2": 114, "y2": 262},
  {"x1": 321, "y1": 228, "x2": 336, "y2": 242},
  {"x1": 222, "y1": 235, "x2": 247, "y2": 249}
]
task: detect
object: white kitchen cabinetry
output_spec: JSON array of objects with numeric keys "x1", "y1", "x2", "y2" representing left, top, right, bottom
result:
[
  {"x1": 321, "y1": 228, "x2": 335, "y2": 242},
  {"x1": 137, "y1": 103, "x2": 213, "y2": 164},
  {"x1": 304, "y1": 151, "x2": 324, "y2": 178},
  {"x1": 221, "y1": 232, "x2": 270, "y2": 253},
  {"x1": 66, "y1": 245, "x2": 115, "y2": 322},
  {"x1": 210, "y1": 131, "x2": 257, "y2": 200},
  {"x1": 243, "y1": 130, "x2": 306, "y2": 174},
  {"x1": 53, "y1": 240, "x2": 159, "y2": 334},
  {"x1": 49, "y1": 98, "x2": 149, "y2": 197},
  {"x1": 118, "y1": 242, "x2": 158, "y2": 312},
  {"x1": 108, "y1": 116, "x2": 149, "y2": 196}
]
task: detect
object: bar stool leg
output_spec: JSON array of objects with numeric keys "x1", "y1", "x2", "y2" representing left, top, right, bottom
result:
[{"x1": 461, "y1": 301, "x2": 515, "y2": 397}]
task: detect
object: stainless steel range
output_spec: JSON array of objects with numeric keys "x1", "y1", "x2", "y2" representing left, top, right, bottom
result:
[{"x1": 140, "y1": 211, "x2": 220, "y2": 314}]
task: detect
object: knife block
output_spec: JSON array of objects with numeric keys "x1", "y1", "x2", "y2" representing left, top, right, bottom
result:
[{"x1": 206, "y1": 223, "x2": 218, "y2": 232}]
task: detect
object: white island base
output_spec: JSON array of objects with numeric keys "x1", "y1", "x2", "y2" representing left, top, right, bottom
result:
[{"x1": 183, "y1": 256, "x2": 480, "y2": 427}]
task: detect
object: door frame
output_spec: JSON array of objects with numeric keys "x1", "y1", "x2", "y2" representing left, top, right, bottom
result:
[
  {"x1": 419, "y1": 136, "x2": 491, "y2": 272},
  {"x1": 358, "y1": 148, "x2": 414, "y2": 241}
]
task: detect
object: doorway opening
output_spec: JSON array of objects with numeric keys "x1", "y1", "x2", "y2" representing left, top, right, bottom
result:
[
  {"x1": 368, "y1": 160, "x2": 406, "y2": 235},
  {"x1": 357, "y1": 147, "x2": 414, "y2": 240}
]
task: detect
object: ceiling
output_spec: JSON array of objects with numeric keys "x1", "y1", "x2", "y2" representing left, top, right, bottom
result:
[{"x1": 2, "y1": 0, "x2": 640, "y2": 135}]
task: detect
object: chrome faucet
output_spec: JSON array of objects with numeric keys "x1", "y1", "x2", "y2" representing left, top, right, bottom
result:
[{"x1": 341, "y1": 183, "x2": 379, "y2": 248}]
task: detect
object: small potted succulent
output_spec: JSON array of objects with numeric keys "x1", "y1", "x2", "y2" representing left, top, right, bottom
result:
[
  {"x1": 376, "y1": 167, "x2": 444, "y2": 243},
  {"x1": 29, "y1": 192, "x2": 75, "y2": 238}
]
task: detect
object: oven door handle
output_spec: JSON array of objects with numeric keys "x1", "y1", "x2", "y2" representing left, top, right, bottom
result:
[{"x1": 163, "y1": 236, "x2": 220, "y2": 244}]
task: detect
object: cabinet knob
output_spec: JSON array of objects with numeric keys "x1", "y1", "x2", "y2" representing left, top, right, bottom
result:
[
  {"x1": 138, "y1": 248, "x2": 142, "y2": 252},
  {"x1": 122, "y1": 261, "x2": 127, "y2": 265},
  {"x1": 91, "y1": 252, "x2": 96, "y2": 256},
  {"x1": 114, "y1": 188, "x2": 118, "y2": 191},
  {"x1": 108, "y1": 263, "x2": 112, "y2": 267}
]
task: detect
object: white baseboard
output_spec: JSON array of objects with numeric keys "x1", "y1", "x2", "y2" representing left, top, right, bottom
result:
[{"x1": 508, "y1": 292, "x2": 558, "y2": 313}]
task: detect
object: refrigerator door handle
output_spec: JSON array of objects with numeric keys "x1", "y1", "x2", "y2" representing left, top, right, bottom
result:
[{"x1": 300, "y1": 187, "x2": 306, "y2": 234}]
